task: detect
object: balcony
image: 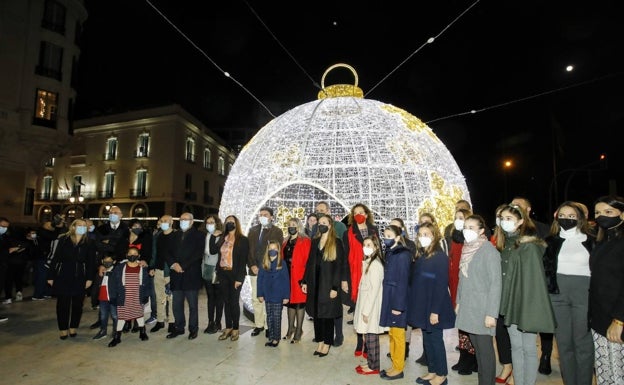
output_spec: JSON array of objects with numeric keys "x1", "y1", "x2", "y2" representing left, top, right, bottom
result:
[
  {"x1": 129, "y1": 189, "x2": 148, "y2": 199},
  {"x1": 135, "y1": 147, "x2": 149, "y2": 158},
  {"x1": 103, "y1": 153, "x2": 117, "y2": 161},
  {"x1": 185, "y1": 153, "x2": 196, "y2": 164},
  {"x1": 98, "y1": 191, "x2": 114, "y2": 199},
  {"x1": 37, "y1": 193, "x2": 53, "y2": 201},
  {"x1": 35, "y1": 65, "x2": 62, "y2": 81},
  {"x1": 203, "y1": 195, "x2": 214, "y2": 205},
  {"x1": 184, "y1": 192, "x2": 197, "y2": 201}
]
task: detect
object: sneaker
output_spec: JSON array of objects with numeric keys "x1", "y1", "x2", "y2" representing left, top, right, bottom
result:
[
  {"x1": 0, "y1": 315, "x2": 7, "y2": 322},
  {"x1": 93, "y1": 330, "x2": 107, "y2": 340},
  {"x1": 44, "y1": 295, "x2": 52, "y2": 299},
  {"x1": 15, "y1": 292, "x2": 22, "y2": 302},
  {"x1": 2, "y1": 299, "x2": 11, "y2": 305},
  {"x1": 32, "y1": 297, "x2": 45, "y2": 301},
  {"x1": 145, "y1": 316, "x2": 157, "y2": 325}
]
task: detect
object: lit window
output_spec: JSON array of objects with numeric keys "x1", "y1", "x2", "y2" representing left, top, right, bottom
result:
[
  {"x1": 218, "y1": 156, "x2": 225, "y2": 176},
  {"x1": 42, "y1": 176, "x2": 53, "y2": 199},
  {"x1": 105, "y1": 136, "x2": 117, "y2": 160},
  {"x1": 137, "y1": 132, "x2": 149, "y2": 157},
  {"x1": 185, "y1": 137, "x2": 195, "y2": 162},
  {"x1": 104, "y1": 171, "x2": 115, "y2": 198},
  {"x1": 203, "y1": 147, "x2": 212, "y2": 169},
  {"x1": 135, "y1": 169, "x2": 147, "y2": 197},
  {"x1": 35, "y1": 89, "x2": 58, "y2": 122}
]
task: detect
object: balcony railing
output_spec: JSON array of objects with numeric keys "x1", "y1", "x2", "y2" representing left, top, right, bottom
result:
[
  {"x1": 203, "y1": 195, "x2": 214, "y2": 205},
  {"x1": 184, "y1": 192, "x2": 197, "y2": 201},
  {"x1": 98, "y1": 191, "x2": 114, "y2": 199},
  {"x1": 129, "y1": 189, "x2": 148, "y2": 199},
  {"x1": 103, "y1": 153, "x2": 117, "y2": 161}
]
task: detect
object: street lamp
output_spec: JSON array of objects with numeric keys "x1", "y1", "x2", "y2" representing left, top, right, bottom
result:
[
  {"x1": 67, "y1": 194, "x2": 85, "y2": 220},
  {"x1": 503, "y1": 159, "x2": 513, "y2": 203}
]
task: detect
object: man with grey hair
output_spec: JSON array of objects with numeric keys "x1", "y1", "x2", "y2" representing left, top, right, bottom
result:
[{"x1": 166, "y1": 212, "x2": 205, "y2": 340}]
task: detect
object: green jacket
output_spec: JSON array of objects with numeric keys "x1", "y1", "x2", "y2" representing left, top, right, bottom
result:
[{"x1": 499, "y1": 234, "x2": 556, "y2": 333}]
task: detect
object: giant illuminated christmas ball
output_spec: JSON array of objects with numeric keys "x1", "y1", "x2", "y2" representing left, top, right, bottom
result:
[{"x1": 220, "y1": 63, "x2": 470, "y2": 237}]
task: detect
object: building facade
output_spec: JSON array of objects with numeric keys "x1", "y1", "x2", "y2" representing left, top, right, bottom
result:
[
  {"x1": 33, "y1": 104, "x2": 236, "y2": 225},
  {"x1": 0, "y1": 0, "x2": 87, "y2": 224}
]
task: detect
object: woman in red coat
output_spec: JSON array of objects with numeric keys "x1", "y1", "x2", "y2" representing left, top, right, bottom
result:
[{"x1": 282, "y1": 217, "x2": 311, "y2": 343}]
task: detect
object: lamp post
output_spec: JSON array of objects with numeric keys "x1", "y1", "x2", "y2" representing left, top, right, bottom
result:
[{"x1": 67, "y1": 194, "x2": 85, "y2": 221}]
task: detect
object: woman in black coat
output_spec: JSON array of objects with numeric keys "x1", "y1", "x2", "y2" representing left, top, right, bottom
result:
[{"x1": 302, "y1": 214, "x2": 345, "y2": 357}]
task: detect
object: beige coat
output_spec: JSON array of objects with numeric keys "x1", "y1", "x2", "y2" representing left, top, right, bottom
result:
[{"x1": 353, "y1": 258, "x2": 388, "y2": 334}]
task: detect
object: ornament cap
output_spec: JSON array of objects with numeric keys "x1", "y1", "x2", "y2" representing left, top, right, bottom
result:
[{"x1": 318, "y1": 63, "x2": 364, "y2": 99}]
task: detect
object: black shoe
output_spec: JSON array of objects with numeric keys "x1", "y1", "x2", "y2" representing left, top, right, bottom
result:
[
  {"x1": 89, "y1": 320, "x2": 101, "y2": 330},
  {"x1": 122, "y1": 322, "x2": 131, "y2": 333},
  {"x1": 347, "y1": 306, "x2": 355, "y2": 314},
  {"x1": 166, "y1": 329, "x2": 184, "y2": 339},
  {"x1": 188, "y1": 330, "x2": 198, "y2": 340},
  {"x1": 251, "y1": 327, "x2": 264, "y2": 336},
  {"x1": 167, "y1": 324, "x2": 176, "y2": 333},
  {"x1": 139, "y1": 327, "x2": 149, "y2": 341},
  {"x1": 151, "y1": 322, "x2": 164, "y2": 333},
  {"x1": 131, "y1": 321, "x2": 139, "y2": 333},
  {"x1": 108, "y1": 331, "x2": 122, "y2": 347},
  {"x1": 415, "y1": 353, "x2": 428, "y2": 366},
  {"x1": 204, "y1": 322, "x2": 215, "y2": 334},
  {"x1": 538, "y1": 354, "x2": 552, "y2": 375},
  {"x1": 346, "y1": 320, "x2": 354, "y2": 325},
  {"x1": 93, "y1": 329, "x2": 108, "y2": 340}
]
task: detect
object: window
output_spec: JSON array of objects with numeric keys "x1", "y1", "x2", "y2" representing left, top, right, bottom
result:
[
  {"x1": 136, "y1": 132, "x2": 149, "y2": 157},
  {"x1": 185, "y1": 173, "x2": 192, "y2": 191},
  {"x1": 33, "y1": 89, "x2": 58, "y2": 127},
  {"x1": 185, "y1": 137, "x2": 195, "y2": 162},
  {"x1": 218, "y1": 156, "x2": 225, "y2": 176},
  {"x1": 135, "y1": 169, "x2": 147, "y2": 197},
  {"x1": 105, "y1": 136, "x2": 117, "y2": 160},
  {"x1": 42, "y1": 176, "x2": 53, "y2": 200},
  {"x1": 24, "y1": 188, "x2": 35, "y2": 216},
  {"x1": 36, "y1": 41, "x2": 63, "y2": 80},
  {"x1": 203, "y1": 147, "x2": 212, "y2": 169},
  {"x1": 44, "y1": 158, "x2": 55, "y2": 167},
  {"x1": 41, "y1": 0, "x2": 66, "y2": 34},
  {"x1": 104, "y1": 171, "x2": 115, "y2": 198}
]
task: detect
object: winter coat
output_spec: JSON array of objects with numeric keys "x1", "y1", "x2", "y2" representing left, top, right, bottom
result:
[
  {"x1": 544, "y1": 231, "x2": 593, "y2": 294},
  {"x1": 380, "y1": 244, "x2": 411, "y2": 328},
  {"x1": 108, "y1": 262, "x2": 151, "y2": 306},
  {"x1": 303, "y1": 237, "x2": 344, "y2": 319},
  {"x1": 47, "y1": 235, "x2": 97, "y2": 296},
  {"x1": 283, "y1": 236, "x2": 310, "y2": 304},
  {"x1": 455, "y1": 241, "x2": 501, "y2": 336},
  {"x1": 354, "y1": 257, "x2": 387, "y2": 334},
  {"x1": 407, "y1": 249, "x2": 456, "y2": 331},
  {"x1": 257, "y1": 257, "x2": 290, "y2": 304},
  {"x1": 166, "y1": 227, "x2": 205, "y2": 291},
  {"x1": 499, "y1": 234, "x2": 556, "y2": 333}
]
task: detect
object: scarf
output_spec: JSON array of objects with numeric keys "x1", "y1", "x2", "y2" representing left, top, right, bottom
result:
[
  {"x1": 347, "y1": 227, "x2": 364, "y2": 302},
  {"x1": 459, "y1": 234, "x2": 487, "y2": 277}
]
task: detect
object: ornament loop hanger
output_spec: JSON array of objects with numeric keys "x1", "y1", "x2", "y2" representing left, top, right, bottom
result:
[{"x1": 318, "y1": 63, "x2": 364, "y2": 99}]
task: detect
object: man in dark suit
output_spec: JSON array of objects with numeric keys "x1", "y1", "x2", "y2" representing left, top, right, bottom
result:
[
  {"x1": 166, "y1": 212, "x2": 205, "y2": 340},
  {"x1": 95, "y1": 205, "x2": 130, "y2": 262}
]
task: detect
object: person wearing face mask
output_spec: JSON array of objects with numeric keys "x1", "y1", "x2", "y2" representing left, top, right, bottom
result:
[
  {"x1": 257, "y1": 240, "x2": 290, "y2": 347},
  {"x1": 407, "y1": 222, "x2": 455, "y2": 385},
  {"x1": 354, "y1": 236, "x2": 386, "y2": 375},
  {"x1": 342, "y1": 203, "x2": 378, "y2": 352},
  {"x1": 301, "y1": 214, "x2": 345, "y2": 357},
  {"x1": 495, "y1": 204, "x2": 556, "y2": 385},
  {"x1": 47, "y1": 218, "x2": 97, "y2": 339},
  {"x1": 91, "y1": 255, "x2": 118, "y2": 341},
  {"x1": 247, "y1": 207, "x2": 284, "y2": 338},
  {"x1": 212, "y1": 215, "x2": 249, "y2": 342},
  {"x1": 107, "y1": 246, "x2": 152, "y2": 347},
  {"x1": 95, "y1": 206, "x2": 130, "y2": 263},
  {"x1": 543, "y1": 201, "x2": 594, "y2": 385},
  {"x1": 281, "y1": 217, "x2": 311, "y2": 343},
  {"x1": 589, "y1": 195, "x2": 624, "y2": 385},
  {"x1": 150, "y1": 215, "x2": 177, "y2": 333},
  {"x1": 127, "y1": 219, "x2": 155, "y2": 328},
  {"x1": 202, "y1": 214, "x2": 224, "y2": 334},
  {"x1": 166, "y1": 212, "x2": 205, "y2": 340},
  {"x1": 455, "y1": 215, "x2": 502, "y2": 385}
]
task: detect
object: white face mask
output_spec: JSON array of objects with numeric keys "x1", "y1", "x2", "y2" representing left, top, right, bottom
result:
[
  {"x1": 259, "y1": 216, "x2": 269, "y2": 226},
  {"x1": 418, "y1": 236, "x2": 432, "y2": 248},
  {"x1": 500, "y1": 220, "x2": 517, "y2": 233},
  {"x1": 180, "y1": 220, "x2": 191, "y2": 231},
  {"x1": 363, "y1": 246, "x2": 374, "y2": 257},
  {"x1": 206, "y1": 224, "x2": 215, "y2": 233},
  {"x1": 462, "y1": 229, "x2": 479, "y2": 243},
  {"x1": 454, "y1": 219, "x2": 465, "y2": 231}
]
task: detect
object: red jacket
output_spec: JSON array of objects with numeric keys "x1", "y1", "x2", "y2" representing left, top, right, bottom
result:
[{"x1": 284, "y1": 236, "x2": 311, "y2": 304}]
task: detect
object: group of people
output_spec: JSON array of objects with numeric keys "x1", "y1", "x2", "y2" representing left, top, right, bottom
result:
[{"x1": 1, "y1": 194, "x2": 623, "y2": 385}]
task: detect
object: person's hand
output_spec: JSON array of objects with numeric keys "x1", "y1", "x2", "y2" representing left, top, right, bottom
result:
[
  {"x1": 47, "y1": 279, "x2": 53, "y2": 286},
  {"x1": 283, "y1": 299, "x2": 289, "y2": 305},
  {"x1": 164, "y1": 276, "x2": 170, "y2": 284},
  {"x1": 301, "y1": 284, "x2": 307, "y2": 294},
  {"x1": 171, "y1": 263, "x2": 183, "y2": 273},
  {"x1": 139, "y1": 260, "x2": 148, "y2": 268},
  {"x1": 258, "y1": 296, "x2": 264, "y2": 303},
  {"x1": 149, "y1": 269, "x2": 155, "y2": 276},
  {"x1": 234, "y1": 281, "x2": 242, "y2": 289},
  {"x1": 329, "y1": 289, "x2": 337, "y2": 299},
  {"x1": 8, "y1": 247, "x2": 20, "y2": 253},
  {"x1": 341, "y1": 281, "x2": 348, "y2": 293},
  {"x1": 485, "y1": 316, "x2": 496, "y2": 328},
  {"x1": 430, "y1": 313, "x2": 439, "y2": 325},
  {"x1": 85, "y1": 280, "x2": 92, "y2": 289},
  {"x1": 607, "y1": 320, "x2": 624, "y2": 344},
  {"x1": 251, "y1": 265, "x2": 259, "y2": 275},
  {"x1": 213, "y1": 230, "x2": 222, "y2": 236},
  {"x1": 454, "y1": 304, "x2": 459, "y2": 315},
  {"x1": 391, "y1": 309, "x2": 401, "y2": 315}
]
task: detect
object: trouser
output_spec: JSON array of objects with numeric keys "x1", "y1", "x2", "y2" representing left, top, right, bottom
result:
[
  {"x1": 154, "y1": 269, "x2": 173, "y2": 323},
  {"x1": 551, "y1": 274, "x2": 594, "y2": 385},
  {"x1": 365, "y1": 333, "x2": 381, "y2": 370},
  {"x1": 249, "y1": 275, "x2": 266, "y2": 328},
  {"x1": 593, "y1": 329, "x2": 624, "y2": 385},
  {"x1": 203, "y1": 277, "x2": 223, "y2": 325},
  {"x1": 313, "y1": 317, "x2": 334, "y2": 345},
  {"x1": 148, "y1": 275, "x2": 157, "y2": 318},
  {"x1": 423, "y1": 328, "x2": 447, "y2": 376},
  {"x1": 388, "y1": 326, "x2": 406, "y2": 372},
  {"x1": 496, "y1": 314, "x2": 512, "y2": 364},
  {"x1": 266, "y1": 302, "x2": 283, "y2": 341},
  {"x1": 56, "y1": 293, "x2": 85, "y2": 330},
  {"x1": 470, "y1": 333, "x2": 496, "y2": 385},
  {"x1": 219, "y1": 270, "x2": 241, "y2": 329},
  {"x1": 98, "y1": 300, "x2": 117, "y2": 332},
  {"x1": 508, "y1": 324, "x2": 538, "y2": 385},
  {"x1": 33, "y1": 259, "x2": 49, "y2": 298},
  {"x1": 4, "y1": 263, "x2": 25, "y2": 298},
  {"x1": 172, "y1": 289, "x2": 199, "y2": 333}
]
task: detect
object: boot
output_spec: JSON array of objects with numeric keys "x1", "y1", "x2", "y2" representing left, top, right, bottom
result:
[
  {"x1": 167, "y1": 323, "x2": 176, "y2": 333},
  {"x1": 122, "y1": 321, "x2": 131, "y2": 333},
  {"x1": 139, "y1": 326, "x2": 149, "y2": 341},
  {"x1": 538, "y1": 353, "x2": 552, "y2": 375},
  {"x1": 108, "y1": 331, "x2": 122, "y2": 347},
  {"x1": 131, "y1": 320, "x2": 139, "y2": 333},
  {"x1": 458, "y1": 351, "x2": 477, "y2": 375},
  {"x1": 452, "y1": 349, "x2": 469, "y2": 372}
]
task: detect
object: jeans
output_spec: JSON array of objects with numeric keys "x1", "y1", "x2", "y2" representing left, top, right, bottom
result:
[
  {"x1": 99, "y1": 300, "x2": 118, "y2": 332},
  {"x1": 423, "y1": 328, "x2": 448, "y2": 376}
]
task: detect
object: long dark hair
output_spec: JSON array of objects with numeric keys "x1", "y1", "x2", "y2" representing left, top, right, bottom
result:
[{"x1": 594, "y1": 195, "x2": 624, "y2": 242}]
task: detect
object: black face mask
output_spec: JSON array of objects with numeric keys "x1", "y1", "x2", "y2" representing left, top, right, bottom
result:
[
  {"x1": 103, "y1": 262, "x2": 114, "y2": 268},
  {"x1": 287, "y1": 226, "x2": 297, "y2": 235},
  {"x1": 595, "y1": 216, "x2": 623, "y2": 229},
  {"x1": 557, "y1": 218, "x2": 578, "y2": 231},
  {"x1": 225, "y1": 222, "x2": 236, "y2": 232},
  {"x1": 127, "y1": 255, "x2": 139, "y2": 263},
  {"x1": 318, "y1": 224, "x2": 329, "y2": 234},
  {"x1": 131, "y1": 228, "x2": 143, "y2": 235}
]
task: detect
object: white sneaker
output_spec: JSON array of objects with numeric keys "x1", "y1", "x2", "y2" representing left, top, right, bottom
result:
[
  {"x1": 15, "y1": 292, "x2": 22, "y2": 302},
  {"x1": 0, "y1": 315, "x2": 8, "y2": 322},
  {"x1": 2, "y1": 299, "x2": 11, "y2": 304}
]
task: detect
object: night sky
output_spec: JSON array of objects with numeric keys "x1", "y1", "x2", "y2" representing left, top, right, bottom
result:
[{"x1": 75, "y1": 0, "x2": 624, "y2": 223}]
